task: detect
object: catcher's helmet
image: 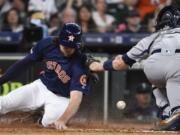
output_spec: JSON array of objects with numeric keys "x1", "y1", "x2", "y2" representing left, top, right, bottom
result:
[
  {"x1": 59, "y1": 23, "x2": 82, "y2": 49},
  {"x1": 156, "y1": 6, "x2": 180, "y2": 31}
]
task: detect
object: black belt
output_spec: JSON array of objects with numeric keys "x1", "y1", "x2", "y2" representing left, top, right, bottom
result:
[{"x1": 151, "y1": 49, "x2": 180, "y2": 55}]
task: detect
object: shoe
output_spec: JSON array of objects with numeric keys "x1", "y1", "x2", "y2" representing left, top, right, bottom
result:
[{"x1": 159, "y1": 112, "x2": 180, "y2": 131}]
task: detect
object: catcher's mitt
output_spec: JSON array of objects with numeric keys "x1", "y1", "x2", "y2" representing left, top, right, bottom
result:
[
  {"x1": 85, "y1": 55, "x2": 100, "y2": 84},
  {"x1": 85, "y1": 55, "x2": 100, "y2": 67}
]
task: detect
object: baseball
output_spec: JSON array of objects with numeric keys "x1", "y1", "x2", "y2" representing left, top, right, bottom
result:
[{"x1": 116, "y1": 100, "x2": 126, "y2": 110}]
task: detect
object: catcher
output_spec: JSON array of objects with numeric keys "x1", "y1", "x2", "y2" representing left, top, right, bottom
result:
[{"x1": 90, "y1": 6, "x2": 180, "y2": 131}]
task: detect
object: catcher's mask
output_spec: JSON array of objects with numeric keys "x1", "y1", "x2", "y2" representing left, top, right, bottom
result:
[{"x1": 155, "y1": 6, "x2": 180, "y2": 31}]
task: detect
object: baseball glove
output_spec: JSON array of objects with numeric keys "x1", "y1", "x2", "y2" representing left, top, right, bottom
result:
[
  {"x1": 85, "y1": 55, "x2": 100, "y2": 84},
  {"x1": 85, "y1": 55, "x2": 100, "y2": 67}
]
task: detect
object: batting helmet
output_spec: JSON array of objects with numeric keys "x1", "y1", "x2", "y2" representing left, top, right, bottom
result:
[
  {"x1": 59, "y1": 23, "x2": 82, "y2": 49},
  {"x1": 156, "y1": 6, "x2": 180, "y2": 31}
]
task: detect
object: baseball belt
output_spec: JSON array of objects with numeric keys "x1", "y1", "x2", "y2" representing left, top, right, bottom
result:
[{"x1": 151, "y1": 49, "x2": 180, "y2": 55}]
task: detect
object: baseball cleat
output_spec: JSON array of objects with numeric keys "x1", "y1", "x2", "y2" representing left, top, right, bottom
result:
[{"x1": 159, "y1": 112, "x2": 180, "y2": 131}]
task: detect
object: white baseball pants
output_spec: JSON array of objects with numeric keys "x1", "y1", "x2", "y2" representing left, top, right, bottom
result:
[{"x1": 0, "y1": 79, "x2": 69, "y2": 127}]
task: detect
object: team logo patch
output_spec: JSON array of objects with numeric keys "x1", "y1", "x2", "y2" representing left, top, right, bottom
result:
[
  {"x1": 68, "y1": 35, "x2": 75, "y2": 41},
  {"x1": 80, "y1": 75, "x2": 87, "y2": 87}
]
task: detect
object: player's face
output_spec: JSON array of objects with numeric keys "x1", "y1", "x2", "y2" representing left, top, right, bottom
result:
[
  {"x1": 136, "y1": 93, "x2": 151, "y2": 107},
  {"x1": 60, "y1": 45, "x2": 75, "y2": 57}
]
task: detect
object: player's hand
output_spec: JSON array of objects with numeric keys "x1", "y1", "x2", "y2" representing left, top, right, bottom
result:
[
  {"x1": 115, "y1": 55, "x2": 122, "y2": 61},
  {"x1": 53, "y1": 120, "x2": 68, "y2": 130},
  {"x1": 89, "y1": 62, "x2": 104, "y2": 72},
  {"x1": 113, "y1": 55, "x2": 128, "y2": 70}
]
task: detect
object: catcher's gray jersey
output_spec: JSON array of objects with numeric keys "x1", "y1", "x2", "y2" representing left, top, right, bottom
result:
[{"x1": 125, "y1": 27, "x2": 180, "y2": 110}]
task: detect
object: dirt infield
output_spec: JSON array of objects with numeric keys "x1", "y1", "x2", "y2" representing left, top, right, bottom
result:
[
  {"x1": 0, "y1": 119, "x2": 152, "y2": 132},
  {"x1": 0, "y1": 122, "x2": 179, "y2": 135},
  {"x1": 0, "y1": 112, "x2": 179, "y2": 135}
]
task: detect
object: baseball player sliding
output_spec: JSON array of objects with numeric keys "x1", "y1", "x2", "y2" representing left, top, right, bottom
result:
[
  {"x1": 90, "y1": 6, "x2": 180, "y2": 131},
  {"x1": 0, "y1": 23, "x2": 92, "y2": 130}
]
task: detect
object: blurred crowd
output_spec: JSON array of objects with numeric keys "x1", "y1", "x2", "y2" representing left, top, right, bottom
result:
[
  {"x1": 124, "y1": 83, "x2": 158, "y2": 122},
  {"x1": 0, "y1": 0, "x2": 179, "y2": 36}
]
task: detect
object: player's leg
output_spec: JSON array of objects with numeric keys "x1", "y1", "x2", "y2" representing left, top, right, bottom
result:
[
  {"x1": 0, "y1": 79, "x2": 45, "y2": 114},
  {"x1": 166, "y1": 80, "x2": 180, "y2": 114},
  {"x1": 41, "y1": 90, "x2": 69, "y2": 127},
  {"x1": 152, "y1": 87, "x2": 170, "y2": 119},
  {"x1": 159, "y1": 80, "x2": 180, "y2": 130}
]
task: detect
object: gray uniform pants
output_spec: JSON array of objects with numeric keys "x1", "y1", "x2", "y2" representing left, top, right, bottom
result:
[{"x1": 144, "y1": 54, "x2": 180, "y2": 113}]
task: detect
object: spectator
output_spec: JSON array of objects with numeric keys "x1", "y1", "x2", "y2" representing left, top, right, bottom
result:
[
  {"x1": 55, "y1": 0, "x2": 66, "y2": 11},
  {"x1": 29, "y1": 11, "x2": 48, "y2": 38},
  {"x1": 108, "y1": 0, "x2": 140, "y2": 27},
  {"x1": 0, "y1": 0, "x2": 11, "y2": 16},
  {"x1": 171, "y1": 0, "x2": 180, "y2": 9},
  {"x1": 0, "y1": 0, "x2": 11, "y2": 26},
  {"x1": 51, "y1": 8, "x2": 76, "y2": 35},
  {"x1": 147, "y1": 1, "x2": 171, "y2": 30},
  {"x1": 28, "y1": 0, "x2": 57, "y2": 20},
  {"x1": 56, "y1": 0, "x2": 94, "y2": 12},
  {"x1": 122, "y1": 9, "x2": 143, "y2": 33},
  {"x1": 142, "y1": 13, "x2": 156, "y2": 33},
  {"x1": 92, "y1": 0, "x2": 115, "y2": 32},
  {"x1": 66, "y1": 0, "x2": 84, "y2": 9},
  {"x1": 11, "y1": 0, "x2": 26, "y2": 23},
  {"x1": 77, "y1": 4, "x2": 98, "y2": 33},
  {"x1": 48, "y1": 13, "x2": 59, "y2": 35},
  {"x1": 137, "y1": 0, "x2": 168, "y2": 20},
  {"x1": 1, "y1": 8, "x2": 23, "y2": 32},
  {"x1": 107, "y1": 1, "x2": 130, "y2": 26},
  {"x1": 124, "y1": 0, "x2": 139, "y2": 10},
  {"x1": 20, "y1": 11, "x2": 48, "y2": 52},
  {"x1": 60, "y1": 8, "x2": 76, "y2": 24},
  {"x1": 124, "y1": 83, "x2": 158, "y2": 122}
]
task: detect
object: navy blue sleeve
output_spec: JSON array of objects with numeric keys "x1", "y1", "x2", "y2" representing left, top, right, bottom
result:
[
  {"x1": 69, "y1": 61, "x2": 90, "y2": 95},
  {"x1": 122, "y1": 54, "x2": 136, "y2": 67},
  {"x1": 79, "y1": 53, "x2": 87, "y2": 65},
  {"x1": 0, "y1": 37, "x2": 53, "y2": 85},
  {"x1": 29, "y1": 37, "x2": 52, "y2": 61},
  {"x1": 0, "y1": 55, "x2": 36, "y2": 85}
]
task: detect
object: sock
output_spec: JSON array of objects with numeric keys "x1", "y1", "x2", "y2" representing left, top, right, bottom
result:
[{"x1": 153, "y1": 88, "x2": 168, "y2": 108}]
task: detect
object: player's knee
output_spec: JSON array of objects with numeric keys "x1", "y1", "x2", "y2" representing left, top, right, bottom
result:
[
  {"x1": 41, "y1": 115, "x2": 55, "y2": 127},
  {"x1": 41, "y1": 117, "x2": 50, "y2": 127},
  {"x1": 0, "y1": 96, "x2": 17, "y2": 114},
  {"x1": 0, "y1": 97, "x2": 7, "y2": 114},
  {"x1": 41, "y1": 119, "x2": 48, "y2": 127}
]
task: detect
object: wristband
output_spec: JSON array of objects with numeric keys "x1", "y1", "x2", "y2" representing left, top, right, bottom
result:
[{"x1": 103, "y1": 59, "x2": 114, "y2": 70}]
